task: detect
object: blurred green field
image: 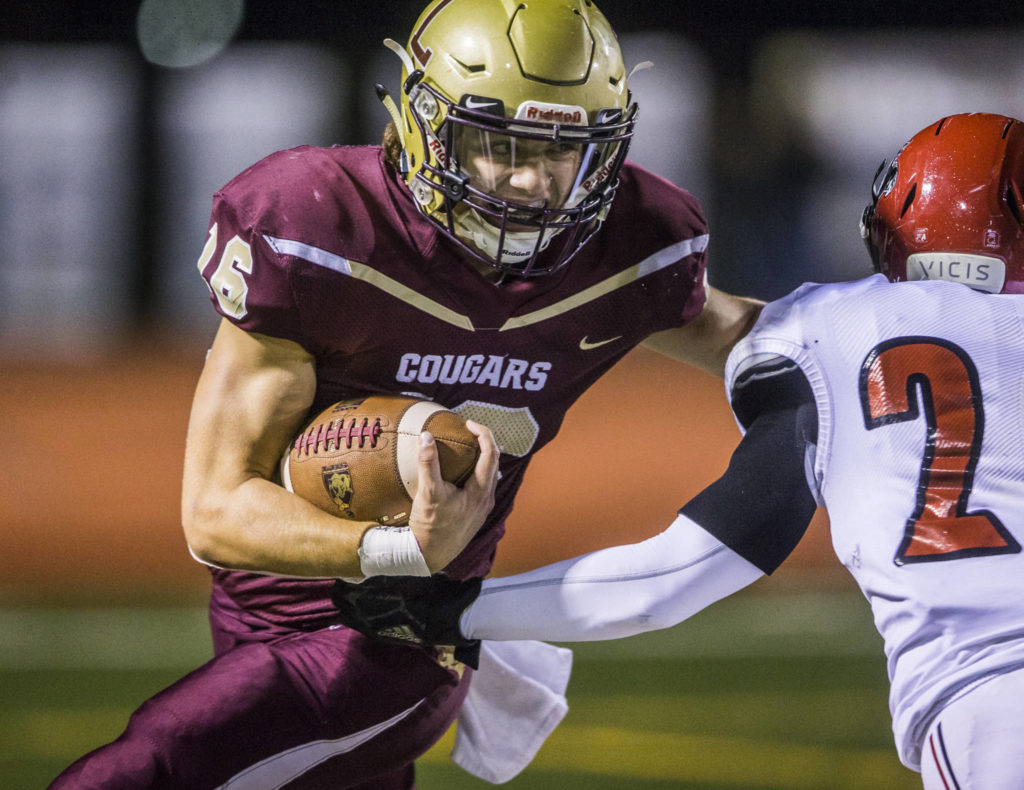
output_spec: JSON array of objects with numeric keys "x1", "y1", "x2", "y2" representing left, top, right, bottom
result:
[{"x1": 1, "y1": 586, "x2": 919, "y2": 790}]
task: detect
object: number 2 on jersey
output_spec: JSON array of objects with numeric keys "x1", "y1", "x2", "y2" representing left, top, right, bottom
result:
[{"x1": 859, "y1": 337, "x2": 1020, "y2": 565}]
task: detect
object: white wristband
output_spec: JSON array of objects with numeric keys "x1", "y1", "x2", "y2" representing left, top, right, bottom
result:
[{"x1": 358, "y1": 526, "x2": 431, "y2": 577}]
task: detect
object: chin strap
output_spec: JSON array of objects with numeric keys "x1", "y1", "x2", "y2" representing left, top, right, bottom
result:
[
  {"x1": 453, "y1": 208, "x2": 558, "y2": 267},
  {"x1": 378, "y1": 38, "x2": 417, "y2": 149},
  {"x1": 383, "y1": 37, "x2": 415, "y2": 74},
  {"x1": 375, "y1": 84, "x2": 405, "y2": 148}
]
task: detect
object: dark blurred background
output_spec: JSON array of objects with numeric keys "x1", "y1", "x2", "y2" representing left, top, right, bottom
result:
[{"x1": 5, "y1": 0, "x2": 1024, "y2": 360}]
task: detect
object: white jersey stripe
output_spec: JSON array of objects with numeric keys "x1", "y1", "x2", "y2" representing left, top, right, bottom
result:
[
  {"x1": 263, "y1": 234, "x2": 353, "y2": 275},
  {"x1": 637, "y1": 234, "x2": 709, "y2": 278},
  {"x1": 216, "y1": 700, "x2": 423, "y2": 788},
  {"x1": 263, "y1": 235, "x2": 475, "y2": 331}
]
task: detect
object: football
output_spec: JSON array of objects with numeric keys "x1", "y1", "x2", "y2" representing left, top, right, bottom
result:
[{"x1": 279, "y1": 394, "x2": 480, "y2": 525}]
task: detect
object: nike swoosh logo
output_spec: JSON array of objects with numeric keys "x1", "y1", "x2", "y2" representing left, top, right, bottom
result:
[
  {"x1": 464, "y1": 97, "x2": 499, "y2": 110},
  {"x1": 579, "y1": 335, "x2": 622, "y2": 350}
]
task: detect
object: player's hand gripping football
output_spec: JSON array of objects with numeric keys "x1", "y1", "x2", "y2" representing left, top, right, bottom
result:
[{"x1": 410, "y1": 419, "x2": 499, "y2": 572}]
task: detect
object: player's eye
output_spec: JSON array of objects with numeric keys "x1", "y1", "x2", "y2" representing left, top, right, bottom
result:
[
  {"x1": 488, "y1": 141, "x2": 513, "y2": 158},
  {"x1": 546, "y1": 142, "x2": 578, "y2": 159}
]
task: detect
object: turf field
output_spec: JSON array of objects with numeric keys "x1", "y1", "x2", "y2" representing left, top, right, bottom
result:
[{"x1": 1, "y1": 585, "x2": 920, "y2": 789}]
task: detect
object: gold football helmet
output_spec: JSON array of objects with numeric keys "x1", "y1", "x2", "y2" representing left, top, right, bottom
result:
[{"x1": 381, "y1": 0, "x2": 637, "y2": 276}]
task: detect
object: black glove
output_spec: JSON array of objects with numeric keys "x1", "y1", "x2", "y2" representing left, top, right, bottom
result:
[{"x1": 331, "y1": 575, "x2": 482, "y2": 668}]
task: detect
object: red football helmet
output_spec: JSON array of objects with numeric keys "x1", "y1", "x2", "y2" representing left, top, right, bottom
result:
[{"x1": 860, "y1": 113, "x2": 1024, "y2": 294}]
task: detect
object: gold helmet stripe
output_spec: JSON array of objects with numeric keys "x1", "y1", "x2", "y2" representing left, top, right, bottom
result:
[{"x1": 409, "y1": 0, "x2": 456, "y2": 66}]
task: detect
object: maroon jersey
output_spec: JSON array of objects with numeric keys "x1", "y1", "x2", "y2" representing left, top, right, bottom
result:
[{"x1": 197, "y1": 144, "x2": 708, "y2": 626}]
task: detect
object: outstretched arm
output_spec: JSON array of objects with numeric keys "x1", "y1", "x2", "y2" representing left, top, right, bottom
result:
[
  {"x1": 460, "y1": 358, "x2": 819, "y2": 642},
  {"x1": 462, "y1": 513, "x2": 764, "y2": 642}
]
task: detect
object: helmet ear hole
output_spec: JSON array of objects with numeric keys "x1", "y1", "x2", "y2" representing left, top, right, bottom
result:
[
  {"x1": 1006, "y1": 185, "x2": 1023, "y2": 227},
  {"x1": 900, "y1": 183, "x2": 917, "y2": 219}
]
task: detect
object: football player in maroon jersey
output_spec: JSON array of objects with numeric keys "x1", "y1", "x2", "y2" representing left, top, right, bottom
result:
[{"x1": 49, "y1": 1, "x2": 760, "y2": 787}]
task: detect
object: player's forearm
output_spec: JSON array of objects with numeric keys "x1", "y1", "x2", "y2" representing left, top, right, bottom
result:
[
  {"x1": 643, "y1": 288, "x2": 763, "y2": 377},
  {"x1": 460, "y1": 514, "x2": 763, "y2": 642},
  {"x1": 183, "y1": 475, "x2": 371, "y2": 578}
]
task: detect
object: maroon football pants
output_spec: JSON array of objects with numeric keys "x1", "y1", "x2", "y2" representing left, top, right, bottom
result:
[{"x1": 48, "y1": 614, "x2": 470, "y2": 789}]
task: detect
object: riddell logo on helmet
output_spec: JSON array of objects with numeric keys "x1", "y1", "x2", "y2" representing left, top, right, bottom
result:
[
  {"x1": 428, "y1": 137, "x2": 446, "y2": 165},
  {"x1": 516, "y1": 101, "x2": 587, "y2": 125},
  {"x1": 525, "y1": 105, "x2": 583, "y2": 123},
  {"x1": 581, "y1": 161, "x2": 612, "y2": 193}
]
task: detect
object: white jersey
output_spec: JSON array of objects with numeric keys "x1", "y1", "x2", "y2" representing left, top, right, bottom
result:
[{"x1": 726, "y1": 274, "x2": 1024, "y2": 770}]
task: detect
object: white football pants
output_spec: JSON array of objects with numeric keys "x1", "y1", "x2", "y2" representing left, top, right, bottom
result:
[{"x1": 919, "y1": 664, "x2": 1024, "y2": 789}]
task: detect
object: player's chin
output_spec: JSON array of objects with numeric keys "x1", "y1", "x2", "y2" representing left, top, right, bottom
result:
[
  {"x1": 481, "y1": 201, "x2": 556, "y2": 233},
  {"x1": 506, "y1": 219, "x2": 542, "y2": 233},
  {"x1": 490, "y1": 211, "x2": 548, "y2": 234}
]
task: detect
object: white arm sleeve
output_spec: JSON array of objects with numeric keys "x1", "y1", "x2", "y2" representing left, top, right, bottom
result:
[{"x1": 461, "y1": 514, "x2": 764, "y2": 642}]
